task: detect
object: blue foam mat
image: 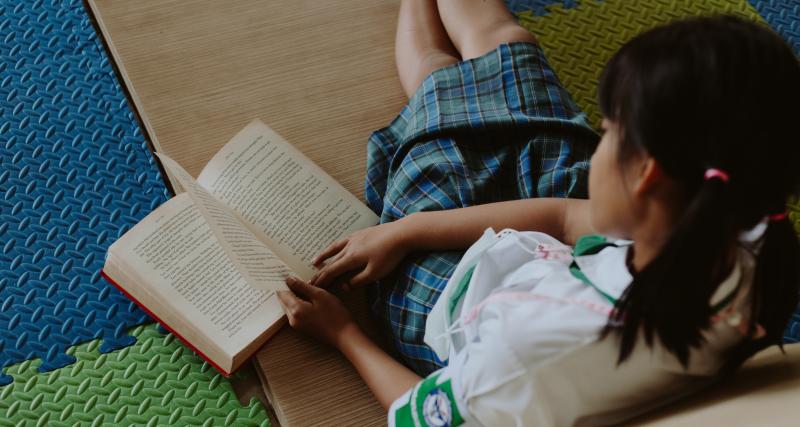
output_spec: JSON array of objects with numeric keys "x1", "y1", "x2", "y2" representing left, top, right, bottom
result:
[
  {"x1": 747, "y1": 0, "x2": 800, "y2": 343},
  {"x1": 749, "y1": 0, "x2": 800, "y2": 53},
  {"x1": 0, "y1": 0, "x2": 170, "y2": 385},
  {"x1": 786, "y1": 311, "x2": 800, "y2": 344},
  {"x1": 506, "y1": 0, "x2": 582, "y2": 15}
]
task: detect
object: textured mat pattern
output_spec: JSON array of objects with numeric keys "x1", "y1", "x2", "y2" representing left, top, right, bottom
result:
[
  {"x1": 749, "y1": 0, "x2": 800, "y2": 53},
  {"x1": 792, "y1": 196, "x2": 800, "y2": 245},
  {"x1": 506, "y1": 0, "x2": 581, "y2": 15},
  {"x1": 513, "y1": 0, "x2": 800, "y2": 343},
  {"x1": 786, "y1": 311, "x2": 800, "y2": 344},
  {"x1": 788, "y1": 197, "x2": 800, "y2": 343},
  {"x1": 0, "y1": 324, "x2": 270, "y2": 426},
  {"x1": 0, "y1": 0, "x2": 171, "y2": 384},
  {"x1": 515, "y1": 0, "x2": 765, "y2": 128}
]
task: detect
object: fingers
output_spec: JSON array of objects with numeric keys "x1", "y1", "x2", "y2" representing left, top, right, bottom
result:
[
  {"x1": 312, "y1": 239, "x2": 347, "y2": 267},
  {"x1": 329, "y1": 270, "x2": 357, "y2": 292},
  {"x1": 278, "y1": 278, "x2": 322, "y2": 328},
  {"x1": 312, "y1": 256, "x2": 363, "y2": 289},
  {"x1": 348, "y1": 266, "x2": 375, "y2": 288},
  {"x1": 285, "y1": 276, "x2": 324, "y2": 300},
  {"x1": 277, "y1": 290, "x2": 308, "y2": 328},
  {"x1": 277, "y1": 289, "x2": 308, "y2": 318},
  {"x1": 321, "y1": 249, "x2": 347, "y2": 272}
]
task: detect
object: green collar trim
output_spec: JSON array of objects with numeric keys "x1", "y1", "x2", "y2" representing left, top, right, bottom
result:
[
  {"x1": 569, "y1": 234, "x2": 620, "y2": 304},
  {"x1": 448, "y1": 265, "x2": 476, "y2": 321},
  {"x1": 569, "y1": 234, "x2": 739, "y2": 314}
]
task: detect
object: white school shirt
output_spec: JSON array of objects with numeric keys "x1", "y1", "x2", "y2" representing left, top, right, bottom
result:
[{"x1": 388, "y1": 227, "x2": 758, "y2": 427}]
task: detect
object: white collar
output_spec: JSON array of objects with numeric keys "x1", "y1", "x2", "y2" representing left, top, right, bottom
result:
[
  {"x1": 575, "y1": 241, "x2": 743, "y2": 308},
  {"x1": 574, "y1": 245, "x2": 633, "y2": 301}
]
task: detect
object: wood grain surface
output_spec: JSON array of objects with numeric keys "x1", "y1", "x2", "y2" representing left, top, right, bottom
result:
[
  {"x1": 89, "y1": 0, "x2": 405, "y2": 201},
  {"x1": 87, "y1": 1, "x2": 403, "y2": 425},
  {"x1": 632, "y1": 343, "x2": 800, "y2": 426}
]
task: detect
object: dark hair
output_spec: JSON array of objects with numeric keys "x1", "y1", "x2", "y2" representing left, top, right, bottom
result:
[{"x1": 597, "y1": 15, "x2": 800, "y2": 371}]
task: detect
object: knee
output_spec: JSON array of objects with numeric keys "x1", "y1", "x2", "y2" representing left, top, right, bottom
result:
[
  {"x1": 491, "y1": 23, "x2": 539, "y2": 46},
  {"x1": 418, "y1": 50, "x2": 460, "y2": 76},
  {"x1": 461, "y1": 23, "x2": 538, "y2": 59},
  {"x1": 401, "y1": 50, "x2": 460, "y2": 97}
]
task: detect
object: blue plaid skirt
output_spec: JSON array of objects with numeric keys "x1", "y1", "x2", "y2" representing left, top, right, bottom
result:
[{"x1": 365, "y1": 42, "x2": 599, "y2": 376}]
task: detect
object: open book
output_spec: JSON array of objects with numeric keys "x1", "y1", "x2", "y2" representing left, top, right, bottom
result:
[{"x1": 102, "y1": 119, "x2": 379, "y2": 376}]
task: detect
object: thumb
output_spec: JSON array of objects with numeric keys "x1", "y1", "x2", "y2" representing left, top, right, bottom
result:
[{"x1": 285, "y1": 276, "x2": 323, "y2": 300}]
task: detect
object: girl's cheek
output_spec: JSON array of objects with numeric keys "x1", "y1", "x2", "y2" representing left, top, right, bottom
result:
[
  {"x1": 587, "y1": 138, "x2": 621, "y2": 235},
  {"x1": 587, "y1": 150, "x2": 607, "y2": 232}
]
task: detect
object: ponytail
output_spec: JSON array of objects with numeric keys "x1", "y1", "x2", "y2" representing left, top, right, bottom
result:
[
  {"x1": 718, "y1": 215, "x2": 800, "y2": 373},
  {"x1": 602, "y1": 176, "x2": 742, "y2": 367},
  {"x1": 595, "y1": 15, "x2": 800, "y2": 369},
  {"x1": 602, "y1": 191, "x2": 799, "y2": 368}
]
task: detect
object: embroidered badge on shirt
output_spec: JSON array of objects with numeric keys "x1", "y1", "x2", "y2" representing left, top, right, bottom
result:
[
  {"x1": 423, "y1": 388, "x2": 453, "y2": 426},
  {"x1": 392, "y1": 372, "x2": 464, "y2": 427}
]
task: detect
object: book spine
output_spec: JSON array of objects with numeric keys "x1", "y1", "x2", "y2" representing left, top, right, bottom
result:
[{"x1": 100, "y1": 269, "x2": 234, "y2": 377}]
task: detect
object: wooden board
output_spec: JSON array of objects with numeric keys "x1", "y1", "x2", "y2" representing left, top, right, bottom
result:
[
  {"x1": 633, "y1": 343, "x2": 800, "y2": 426},
  {"x1": 86, "y1": 0, "x2": 402, "y2": 425},
  {"x1": 87, "y1": 0, "x2": 405, "y2": 200},
  {"x1": 254, "y1": 288, "x2": 386, "y2": 427}
]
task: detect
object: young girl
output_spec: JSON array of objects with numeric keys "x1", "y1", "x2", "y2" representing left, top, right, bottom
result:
[{"x1": 276, "y1": 1, "x2": 800, "y2": 425}]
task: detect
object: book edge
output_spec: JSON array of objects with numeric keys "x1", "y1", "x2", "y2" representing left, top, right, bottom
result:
[{"x1": 100, "y1": 269, "x2": 234, "y2": 377}]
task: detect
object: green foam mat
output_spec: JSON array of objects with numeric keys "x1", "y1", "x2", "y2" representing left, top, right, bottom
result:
[
  {"x1": 516, "y1": 0, "x2": 765, "y2": 129},
  {"x1": 0, "y1": 324, "x2": 270, "y2": 427},
  {"x1": 515, "y1": 0, "x2": 800, "y2": 235},
  {"x1": 790, "y1": 197, "x2": 800, "y2": 236}
]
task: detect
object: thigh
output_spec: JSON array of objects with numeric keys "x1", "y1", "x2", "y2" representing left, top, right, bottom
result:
[
  {"x1": 364, "y1": 42, "x2": 597, "y2": 223},
  {"x1": 437, "y1": 0, "x2": 538, "y2": 60},
  {"x1": 394, "y1": 0, "x2": 461, "y2": 98}
]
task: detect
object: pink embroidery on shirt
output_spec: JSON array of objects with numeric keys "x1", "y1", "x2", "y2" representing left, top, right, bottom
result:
[
  {"x1": 461, "y1": 292, "x2": 615, "y2": 325},
  {"x1": 533, "y1": 244, "x2": 573, "y2": 262}
]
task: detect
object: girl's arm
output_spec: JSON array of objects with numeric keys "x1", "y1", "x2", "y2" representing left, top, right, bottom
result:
[
  {"x1": 311, "y1": 197, "x2": 592, "y2": 288},
  {"x1": 276, "y1": 277, "x2": 420, "y2": 410},
  {"x1": 402, "y1": 197, "x2": 592, "y2": 252},
  {"x1": 337, "y1": 323, "x2": 421, "y2": 410}
]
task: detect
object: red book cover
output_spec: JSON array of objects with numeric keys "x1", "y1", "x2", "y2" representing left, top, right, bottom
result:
[{"x1": 101, "y1": 269, "x2": 234, "y2": 377}]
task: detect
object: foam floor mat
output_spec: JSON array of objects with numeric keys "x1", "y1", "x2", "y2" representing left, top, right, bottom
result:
[
  {"x1": 749, "y1": 0, "x2": 800, "y2": 53},
  {"x1": 507, "y1": 0, "x2": 581, "y2": 14},
  {"x1": 514, "y1": 0, "x2": 765, "y2": 128},
  {"x1": 0, "y1": 324, "x2": 270, "y2": 426},
  {"x1": 0, "y1": 0, "x2": 171, "y2": 385}
]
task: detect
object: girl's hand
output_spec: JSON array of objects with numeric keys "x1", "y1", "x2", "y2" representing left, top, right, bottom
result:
[
  {"x1": 276, "y1": 276, "x2": 358, "y2": 348},
  {"x1": 310, "y1": 221, "x2": 413, "y2": 289}
]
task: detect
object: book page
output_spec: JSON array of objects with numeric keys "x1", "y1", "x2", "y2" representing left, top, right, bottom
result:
[
  {"x1": 157, "y1": 153, "x2": 291, "y2": 292},
  {"x1": 197, "y1": 120, "x2": 379, "y2": 280},
  {"x1": 108, "y1": 194, "x2": 285, "y2": 356}
]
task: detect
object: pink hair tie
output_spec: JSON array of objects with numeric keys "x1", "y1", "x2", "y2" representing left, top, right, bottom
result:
[
  {"x1": 768, "y1": 212, "x2": 788, "y2": 221},
  {"x1": 704, "y1": 168, "x2": 730, "y2": 183}
]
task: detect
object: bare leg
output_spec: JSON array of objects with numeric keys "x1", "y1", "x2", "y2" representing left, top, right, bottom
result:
[
  {"x1": 437, "y1": 0, "x2": 538, "y2": 60},
  {"x1": 395, "y1": 0, "x2": 461, "y2": 98}
]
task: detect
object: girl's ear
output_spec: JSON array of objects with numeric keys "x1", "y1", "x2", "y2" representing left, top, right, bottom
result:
[{"x1": 631, "y1": 155, "x2": 666, "y2": 196}]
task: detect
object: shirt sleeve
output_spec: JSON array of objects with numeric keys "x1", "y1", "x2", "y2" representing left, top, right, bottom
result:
[
  {"x1": 388, "y1": 317, "x2": 531, "y2": 427},
  {"x1": 390, "y1": 286, "x2": 617, "y2": 427},
  {"x1": 388, "y1": 365, "x2": 468, "y2": 427}
]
